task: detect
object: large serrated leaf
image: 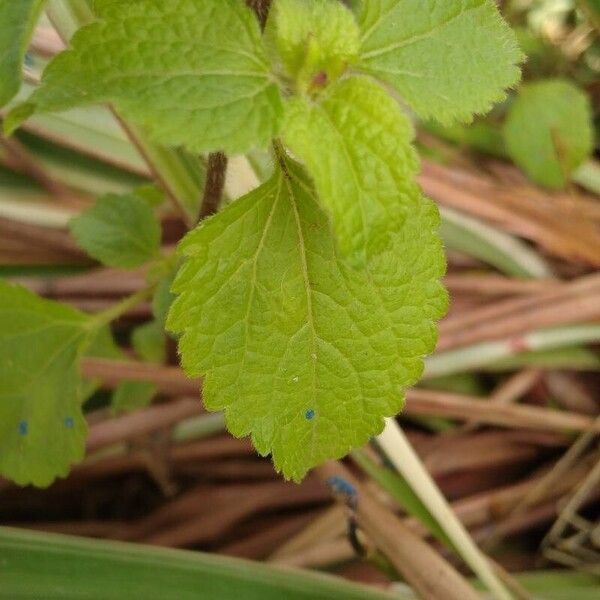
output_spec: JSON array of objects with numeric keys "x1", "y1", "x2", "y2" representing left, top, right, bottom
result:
[
  {"x1": 168, "y1": 157, "x2": 446, "y2": 480},
  {"x1": 9, "y1": 0, "x2": 283, "y2": 153},
  {"x1": 284, "y1": 75, "x2": 418, "y2": 264},
  {"x1": 356, "y1": 0, "x2": 523, "y2": 123},
  {"x1": 0, "y1": 282, "x2": 89, "y2": 487},
  {"x1": 0, "y1": 0, "x2": 45, "y2": 108}
]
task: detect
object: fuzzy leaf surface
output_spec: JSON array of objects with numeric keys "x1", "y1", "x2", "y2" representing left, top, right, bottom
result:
[
  {"x1": 356, "y1": 0, "x2": 523, "y2": 123},
  {"x1": 0, "y1": 0, "x2": 45, "y2": 107},
  {"x1": 0, "y1": 282, "x2": 89, "y2": 487},
  {"x1": 11, "y1": 0, "x2": 283, "y2": 153},
  {"x1": 284, "y1": 76, "x2": 418, "y2": 263},
  {"x1": 266, "y1": 0, "x2": 359, "y2": 86},
  {"x1": 168, "y1": 159, "x2": 446, "y2": 480}
]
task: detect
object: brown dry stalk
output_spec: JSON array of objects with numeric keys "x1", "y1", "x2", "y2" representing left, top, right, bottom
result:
[
  {"x1": 139, "y1": 479, "x2": 326, "y2": 547},
  {"x1": 0, "y1": 136, "x2": 80, "y2": 203},
  {"x1": 443, "y1": 274, "x2": 559, "y2": 297},
  {"x1": 16, "y1": 267, "x2": 146, "y2": 298},
  {"x1": 81, "y1": 358, "x2": 199, "y2": 395},
  {"x1": 419, "y1": 160, "x2": 600, "y2": 265},
  {"x1": 317, "y1": 461, "x2": 482, "y2": 600},
  {"x1": 86, "y1": 398, "x2": 202, "y2": 453},
  {"x1": 440, "y1": 273, "x2": 600, "y2": 335},
  {"x1": 0, "y1": 216, "x2": 87, "y2": 257},
  {"x1": 222, "y1": 512, "x2": 316, "y2": 560},
  {"x1": 438, "y1": 273, "x2": 600, "y2": 351},
  {"x1": 80, "y1": 357, "x2": 596, "y2": 434},
  {"x1": 275, "y1": 458, "x2": 592, "y2": 570},
  {"x1": 406, "y1": 389, "x2": 599, "y2": 432}
]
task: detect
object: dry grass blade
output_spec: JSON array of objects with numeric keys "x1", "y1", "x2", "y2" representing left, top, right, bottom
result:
[
  {"x1": 406, "y1": 389, "x2": 598, "y2": 432},
  {"x1": 420, "y1": 161, "x2": 600, "y2": 265},
  {"x1": 317, "y1": 461, "x2": 482, "y2": 600}
]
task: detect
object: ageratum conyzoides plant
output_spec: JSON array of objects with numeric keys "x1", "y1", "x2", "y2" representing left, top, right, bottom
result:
[{"x1": 0, "y1": 0, "x2": 522, "y2": 486}]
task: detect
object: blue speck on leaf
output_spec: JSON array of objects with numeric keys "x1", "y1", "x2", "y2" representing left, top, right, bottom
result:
[
  {"x1": 18, "y1": 421, "x2": 28, "y2": 436},
  {"x1": 64, "y1": 417, "x2": 74, "y2": 429},
  {"x1": 305, "y1": 409, "x2": 316, "y2": 420}
]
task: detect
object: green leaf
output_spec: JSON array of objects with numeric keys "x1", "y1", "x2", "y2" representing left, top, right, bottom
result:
[
  {"x1": 266, "y1": 0, "x2": 359, "y2": 90},
  {"x1": 9, "y1": 0, "x2": 283, "y2": 153},
  {"x1": 284, "y1": 75, "x2": 418, "y2": 263},
  {"x1": 70, "y1": 192, "x2": 161, "y2": 268},
  {"x1": 112, "y1": 380, "x2": 157, "y2": 415},
  {"x1": 134, "y1": 184, "x2": 166, "y2": 208},
  {"x1": 356, "y1": 0, "x2": 523, "y2": 123},
  {"x1": 0, "y1": 0, "x2": 45, "y2": 108},
  {"x1": 503, "y1": 79, "x2": 594, "y2": 189},
  {"x1": 0, "y1": 526, "x2": 395, "y2": 600},
  {"x1": 168, "y1": 156, "x2": 446, "y2": 480},
  {"x1": 153, "y1": 271, "x2": 177, "y2": 327},
  {"x1": 0, "y1": 282, "x2": 89, "y2": 487},
  {"x1": 132, "y1": 320, "x2": 166, "y2": 364}
]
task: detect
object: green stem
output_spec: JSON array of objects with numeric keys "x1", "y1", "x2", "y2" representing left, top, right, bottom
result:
[{"x1": 88, "y1": 285, "x2": 156, "y2": 331}]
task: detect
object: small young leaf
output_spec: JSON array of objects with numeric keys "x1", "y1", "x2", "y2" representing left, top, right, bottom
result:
[
  {"x1": 503, "y1": 79, "x2": 593, "y2": 189},
  {"x1": 284, "y1": 75, "x2": 418, "y2": 263},
  {"x1": 70, "y1": 192, "x2": 161, "y2": 268},
  {"x1": 9, "y1": 0, "x2": 283, "y2": 153},
  {"x1": 168, "y1": 157, "x2": 446, "y2": 480},
  {"x1": 356, "y1": 0, "x2": 523, "y2": 123},
  {"x1": 134, "y1": 184, "x2": 166, "y2": 208},
  {"x1": 0, "y1": 282, "x2": 89, "y2": 487},
  {"x1": 0, "y1": 0, "x2": 45, "y2": 108},
  {"x1": 132, "y1": 321, "x2": 166, "y2": 364},
  {"x1": 112, "y1": 381, "x2": 157, "y2": 416},
  {"x1": 266, "y1": 0, "x2": 359, "y2": 89}
]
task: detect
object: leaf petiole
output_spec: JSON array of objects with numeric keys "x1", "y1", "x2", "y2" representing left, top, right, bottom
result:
[{"x1": 87, "y1": 285, "x2": 157, "y2": 332}]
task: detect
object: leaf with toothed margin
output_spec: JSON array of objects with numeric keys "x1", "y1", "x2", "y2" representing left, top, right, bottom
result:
[
  {"x1": 0, "y1": 282, "x2": 90, "y2": 487},
  {"x1": 284, "y1": 75, "x2": 419, "y2": 265},
  {"x1": 167, "y1": 156, "x2": 447, "y2": 481},
  {"x1": 7, "y1": 0, "x2": 283, "y2": 153},
  {"x1": 355, "y1": 0, "x2": 523, "y2": 124},
  {"x1": 0, "y1": 0, "x2": 45, "y2": 108}
]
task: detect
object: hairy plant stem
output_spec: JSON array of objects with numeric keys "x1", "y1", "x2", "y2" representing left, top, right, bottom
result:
[
  {"x1": 198, "y1": 152, "x2": 228, "y2": 221},
  {"x1": 245, "y1": 0, "x2": 272, "y2": 29}
]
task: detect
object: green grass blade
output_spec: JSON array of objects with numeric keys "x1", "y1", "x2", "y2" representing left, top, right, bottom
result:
[{"x1": 0, "y1": 526, "x2": 395, "y2": 600}]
